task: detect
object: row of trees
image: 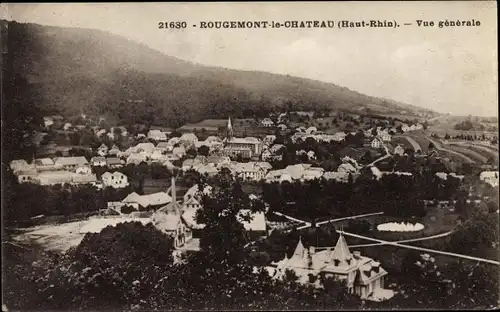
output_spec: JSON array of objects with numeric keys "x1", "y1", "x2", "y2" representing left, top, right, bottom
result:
[
  {"x1": 4, "y1": 176, "x2": 498, "y2": 310},
  {"x1": 3, "y1": 180, "x2": 362, "y2": 311},
  {"x1": 261, "y1": 171, "x2": 464, "y2": 222}
]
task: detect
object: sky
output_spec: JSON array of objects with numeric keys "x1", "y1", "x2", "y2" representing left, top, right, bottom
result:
[{"x1": 3, "y1": 2, "x2": 498, "y2": 117}]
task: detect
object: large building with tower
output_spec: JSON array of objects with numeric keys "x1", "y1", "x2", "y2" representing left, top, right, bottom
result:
[{"x1": 222, "y1": 117, "x2": 263, "y2": 159}]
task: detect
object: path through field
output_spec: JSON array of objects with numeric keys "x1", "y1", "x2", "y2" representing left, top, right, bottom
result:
[
  {"x1": 349, "y1": 230, "x2": 453, "y2": 248},
  {"x1": 339, "y1": 230, "x2": 500, "y2": 265}
]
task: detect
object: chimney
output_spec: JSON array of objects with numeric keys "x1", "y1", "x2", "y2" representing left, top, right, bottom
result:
[
  {"x1": 353, "y1": 251, "x2": 361, "y2": 259},
  {"x1": 171, "y1": 177, "x2": 177, "y2": 213}
]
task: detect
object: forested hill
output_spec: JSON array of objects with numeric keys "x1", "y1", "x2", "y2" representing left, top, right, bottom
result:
[{"x1": 2, "y1": 20, "x2": 431, "y2": 128}]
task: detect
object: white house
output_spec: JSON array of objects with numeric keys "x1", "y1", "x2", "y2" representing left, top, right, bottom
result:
[
  {"x1": 134, "y1": 143, "x2": 156, "y2": 156},
  {"x1": 102, "y1": 171, "x2": 129, "y2": 189},
  {"x1": 379, "y1": 134, "x2": 392, "y2": 142},
  {"x1": 148, "y1": 130, "x2": 168, "y2": 141},
  {"x1": 333, "y1": 132, "x2": 347, "y2": 142},
  {"x1": 179, "y1": 133, "x2": 198, "y2": 145},
  {"x1": 305, "y1": 127, "x2": 318, "y2": 134},
  {"x1": 43, "y1": 117, "x2": 54, "y2": 128},
  {"x1": 34, "y1": 158, "x2": 59, "y2": 171},
  {"x1": 231, "y1": 162, "x2": 269, "y2": 181},
  {"x1": 122, "y1": 191, "x2": 172, "y2": 210},
  {"x1": 96, "y1": 129, "x2": 107, "y2": 138},
  {"x1": 108, "y1": 145, "x2": 121, "y2": 157},
  {"x1": 338, "y1": 163, "x2": 357, "y2": 174},
  {"x1": 261, "y1": 118, "x2": 274, "y2": 127},
  {"x1": 394, "y1": 145, "x2": 405, "y2": 156},
  {"x1": 91, "y1": 156, "x2": 107, "y2": 167},
  {"x1": 172, "y1": 146, "x2": 187, "y2": 158},
  {"x1": 63, "y1": 123, "x2": 73, "y2": 131},
  {"x1": 106, "y1": 157, "x2": 123, "y2": 168},
  {"x1": 263, "y1": 135, "x2": 277, "y2": 145},
  {"x1": 10, "y1": 159, "x2": 34, "y2": 173},
  {"x1": 371, "y1": 138, "x2": 382, "y2": 149},
  {"x1": 261, "y1": 150, "x2": 272, "y2": 161},
  {"x1": 127, "y1": 153, "x2": 148, "y2": 165},
  {"x1": 75, "y1": 165, "x2": 92, "y2": 175},
  {"x1": 479, "y1": 171, "x2": 499, "y2": 187},
  {"x1": 270, "y1": 234, "x2": 392, "y2": 301},
  {"x1": 277, "y1": 124, "x2": 287, "y2": 131},
  {"x1": 97, "y1": 144, "x2": 109, "y2": 157},
  {"x1": 156, "y1": 142, "x2": 174, "y2": 153},
  {"x1": 152, "y1": 211, "x2": 192, "y2": 249},
  {"x1": 54, "y1": 156, "x2": 89, "y2": 171}
]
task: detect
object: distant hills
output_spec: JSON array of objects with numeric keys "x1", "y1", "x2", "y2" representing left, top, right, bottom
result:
[{"x1": 2, "y1": 20, "x2": 438, "y2": 128}]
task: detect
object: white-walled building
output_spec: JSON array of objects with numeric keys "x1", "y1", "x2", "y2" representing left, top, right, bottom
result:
[{"x1": 102, "y1": 171, "x2": 129, "y2": 189}]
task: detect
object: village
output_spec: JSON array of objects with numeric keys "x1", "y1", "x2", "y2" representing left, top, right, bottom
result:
[{"x1": 6, "y1": 109, "x2": 500, "y2": 305}]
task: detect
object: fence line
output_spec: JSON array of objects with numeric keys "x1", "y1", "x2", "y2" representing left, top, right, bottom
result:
[{"x1": 338, "y1": 230, "x2": 500, "y2": 265}]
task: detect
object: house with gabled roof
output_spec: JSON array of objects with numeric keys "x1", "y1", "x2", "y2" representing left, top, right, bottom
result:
[
  {"x1": 53, "y1": 156, "x2": 89, "y2": 171},
  {"x1": 102, "y1": 171, "x2": 129, "y2": 189},
  {"x1": 122, "y1": 191, "x2": 172, "y2": 210},
  {"x1": 394, "y1": 145, "x2": 405, "y2": 156},
  {"x1": 370, "y1": 138, "x2": 382, "y2": 149},
  {"x1": 271, "y1": 233, "x2": 393, "y2": 301},
  {"x1": 97, "y1": 144, "x2": 109, "y2": 157},
  {"x1": 154, "y1": 177, "x2": 193, "y2": 248},
  {"x1": 108, "y1": 145, "x2": 121, "y2": 156},
  {"x1": 91, "y1": 156, "x2": 107, "y2": 167},
  {"x1": 106, "y1": 157, "x2": 123, "y2": 168},
  {"x1": 261, "y1": 118, "x2": 274, "y2": 127}
]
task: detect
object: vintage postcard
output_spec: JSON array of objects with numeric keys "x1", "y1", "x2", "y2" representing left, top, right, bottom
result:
[{"x1": 1, "y1": 1, "x2": 498, "y2": 311}]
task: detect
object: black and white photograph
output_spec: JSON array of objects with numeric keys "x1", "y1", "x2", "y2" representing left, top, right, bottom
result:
[{"x1": 1, "y1": 2, "x2": 498, "y2": 310}]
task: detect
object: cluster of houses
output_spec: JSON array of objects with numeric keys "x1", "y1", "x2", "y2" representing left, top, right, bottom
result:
[
  {"x1": 401, "y1": 123, "x2": 424, "y2": 132},
  {"x1": 181, "y1": 155, "x2": 273, "y2": 181},
  {"x1": 260, "y1": 117, "x2": 288, "y2": 130},
  {"x1": 290, "y1": 128, "x2": 349, "y2": 144},
  {"x1": 10, "y1": 157, "x2": 97, "y2": 186},
  {"x1": 9, "y1": 156, "x2": 130, "y2": 189},
  {"x1": 288, "y1": 126, "x2": 394, "y2": 150},
  {"x1": 103, "y1": 177, "x2": 267, "y2": 249}
]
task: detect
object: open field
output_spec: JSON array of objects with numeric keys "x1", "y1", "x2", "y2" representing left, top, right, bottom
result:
[
  {"x1": 427, "y1": 137, "x2": 476, "y2": 164},
  {"x1": 179, "y1": 119, "x2": 229, "y2": 131},
  {"x1": 448, "y1": 142, "x2": 499, "y2": 164},
  {"x1": 427, "y1": 125, "x2": 498, "y2": 139},
  {"x1": 405, "y1": 133, "x2": 431, "y2": 154},
  {"x1": 472, "y1": 141, "x2": 499, "y2": 151},
  {"x1": 11, "y1": 221, "x2": 86, "y2": 253},
  {"x1": 445, "y1": 144, "x2": 488, "y2": 164}
]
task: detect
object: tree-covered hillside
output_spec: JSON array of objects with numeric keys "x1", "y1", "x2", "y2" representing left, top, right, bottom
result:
[{"x1": 2, "y1": 20, "x2": 432, "y2": 128}]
